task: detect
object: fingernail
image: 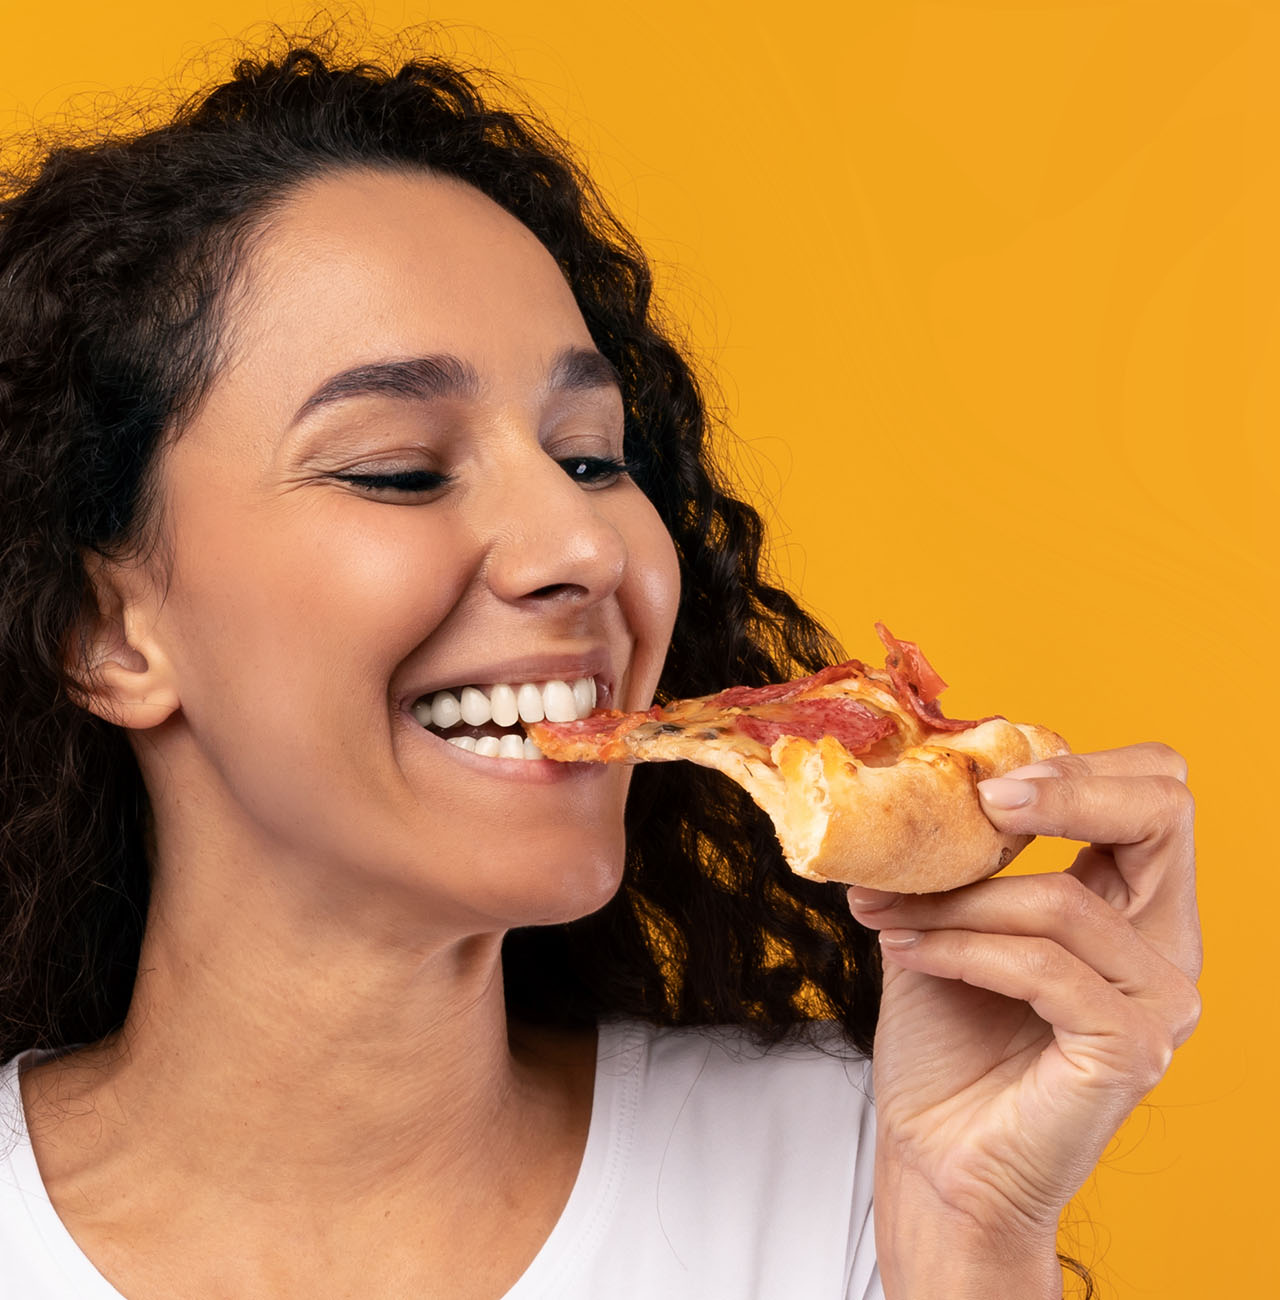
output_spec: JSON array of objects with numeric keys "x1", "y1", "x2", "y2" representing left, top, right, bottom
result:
[
  {"x1": 978, "y1": 777, "x2": 1037, "y2": 809},
  {"x1": 848, "y1": 887, "x2": 902, "y2": 912},
  {"x1": 879, "y1": 929, "x2": 921, "y2": 948}
]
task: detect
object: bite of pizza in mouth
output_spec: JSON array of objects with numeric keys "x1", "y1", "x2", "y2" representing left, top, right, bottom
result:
[
  {"x1": 410, "y1": 676, "x2": 600, "y2": 760},
  {"x1": 524, "y1": 625, "x2": 1071, "y2": 891},
  {"x1": 525, "y1": 663, "x2": 918, "y2": 864},
  {"x1": 524, "y1": 659, "x2": 917, "y2": 771}
]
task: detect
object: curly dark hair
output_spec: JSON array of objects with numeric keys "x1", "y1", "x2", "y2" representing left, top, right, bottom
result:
[{"x1": 0, "y1": 38, "x2": 883, "y2": 1066}]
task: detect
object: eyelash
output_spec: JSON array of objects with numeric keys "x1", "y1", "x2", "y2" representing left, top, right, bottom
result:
[
  {"x1": 334, "y1": 456, "x2": 633, "y2": 495},
  {"x1": 334, "y1": 469, "x2": 449, "y2": 493},
  {"x1": 560, "y1": 455, "x2": 632, "y2": 486}
]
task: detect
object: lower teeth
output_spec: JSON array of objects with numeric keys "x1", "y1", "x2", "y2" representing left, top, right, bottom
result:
[{"x1": 444, "y1": 734, "x2": 544, "y2": 760}]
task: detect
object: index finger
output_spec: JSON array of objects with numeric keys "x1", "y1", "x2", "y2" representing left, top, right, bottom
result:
[
  {"x1": 1004, "y1": 740, "x2": 1188, "y2": 784},
  {"x1": 979, "y1": 770, "x2": 1199, "y2": 973}
]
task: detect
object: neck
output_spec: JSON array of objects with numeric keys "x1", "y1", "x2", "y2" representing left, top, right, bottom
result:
[
  {"x1": 33, "y1": 846, "x2": 589, "y2": 1207},
  {"x1": 123, "y1": 933, "x2": 514, "y2": 1193}
]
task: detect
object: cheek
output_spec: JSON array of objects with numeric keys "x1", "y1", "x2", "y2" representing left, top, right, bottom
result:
[
  {"x1": 161, "y1": 490, "x2": 471, "y2": 729},
  {"x1": 647, "y1": 528, "x2": 682, "y2": 645},
  {"x1": 619, "y1": 497, "x2": 681, "y2": 685}
]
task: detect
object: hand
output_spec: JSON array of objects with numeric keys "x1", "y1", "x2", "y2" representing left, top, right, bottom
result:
[{"x1": 847, "y1": 743, "x2": 1202, "y2": 1297}]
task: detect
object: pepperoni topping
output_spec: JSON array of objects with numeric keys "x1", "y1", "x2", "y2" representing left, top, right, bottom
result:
[
  {"x1": 707, "y1": 660, "x2": 867, "y2": 710},
  {"x1": 532, "y1": 706, "x2": 659, "y2": 749},
  {"x1": 734, "y1": 699, "x2": 898, "y2": 753},
  {"x1": 535, "y1": 628, "x2": 993, "y2": 762},
  {"x1": 875, "y1": 623, "x2": 947, "y2": 702},
  {"x1": 875, "y1": 622, "x2": 993, "y2": 732}
]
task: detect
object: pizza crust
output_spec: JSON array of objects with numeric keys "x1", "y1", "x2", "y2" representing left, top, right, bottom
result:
[
  {"x1": 767, "y1": 720, "x2": 1068, "y2": 891},
  {"x1": 610, "y1": 715, "x2": 1068, "y2": 893}
]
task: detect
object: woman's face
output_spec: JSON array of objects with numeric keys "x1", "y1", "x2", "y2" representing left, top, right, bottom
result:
[{"x1": 135, "y1": 168, "x2": 680, "y2": 936}]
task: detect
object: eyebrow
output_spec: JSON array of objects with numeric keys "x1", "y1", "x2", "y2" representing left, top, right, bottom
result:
[
  {"x1": 545, "y1": 346, "x2": 622, "y2": 394},
  {"x1": 289, "y1": 346, "x2": 620, "y2": 426},
  {"x1": 290, "y1": 354, "x2": 480, "y2": 424}
]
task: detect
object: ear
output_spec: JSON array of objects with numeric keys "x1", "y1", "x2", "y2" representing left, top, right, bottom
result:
[{"x1": 70, "y1": 554, "x2": 181, "y2": 730}]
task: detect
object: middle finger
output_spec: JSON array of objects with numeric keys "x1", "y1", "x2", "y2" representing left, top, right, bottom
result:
[{"x1": 848, "y1": 873, "x2": 1200, "y2": 1044}]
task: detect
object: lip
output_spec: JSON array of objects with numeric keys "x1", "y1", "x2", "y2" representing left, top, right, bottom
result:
[{"x1": 396, "y1": 647, "x2": 619, "y2": 714}]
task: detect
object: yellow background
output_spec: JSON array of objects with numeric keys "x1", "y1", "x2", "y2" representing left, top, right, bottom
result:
[{"x1": 1, "y1": 1, "x2": 1272, "y2": 1294}]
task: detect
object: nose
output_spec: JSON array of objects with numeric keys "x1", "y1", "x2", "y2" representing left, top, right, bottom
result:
[{"x1": 478, "y1": 449, "x2": 628, "y2": 610}]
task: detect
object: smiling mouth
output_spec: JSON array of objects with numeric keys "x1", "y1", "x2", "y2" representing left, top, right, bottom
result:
[{"x1": 410, "y1": 677, "x2": 599, "y2": 761}]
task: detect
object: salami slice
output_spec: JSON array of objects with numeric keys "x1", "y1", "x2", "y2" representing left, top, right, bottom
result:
[
  {"x1": 875, "y1": 622, "x2": 993, "y2": 733},
  {"x1": 531, "y1": 706, "x2": 659, "y2": 761},
  {"x1": 734, "y1": 699, "x2": 897, "y2": 753},
  {"x1": 707, "y1": 661, "x2": 866, "y2": 711}
]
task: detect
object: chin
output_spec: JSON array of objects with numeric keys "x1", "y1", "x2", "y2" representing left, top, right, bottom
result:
[
  {"x1": 407, "y1": 818, "x2": 628, "y2": 935},
  {"x1": 505, "y1": 841, "x2": 627, "y2": 929}
]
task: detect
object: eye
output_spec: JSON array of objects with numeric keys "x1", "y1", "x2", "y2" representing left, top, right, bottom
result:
[
  {"x1": 333, "y1": 469, "x2": 451, "y2": 496},
  {"x1": 558, "y1": 456, "x2": 632, "y2": 487}
]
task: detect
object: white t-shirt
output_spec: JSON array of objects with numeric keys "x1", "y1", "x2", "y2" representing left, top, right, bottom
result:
[{"x1": 0, "y1": 1020, "x2": 882, "y2": 1298}]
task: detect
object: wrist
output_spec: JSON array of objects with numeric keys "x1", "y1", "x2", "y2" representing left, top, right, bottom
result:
[
  {"x1": 875, "y1": 1158, "x2": 1065, "y2": 1300},
  {"x1": 876, "y1": 1225, "x2": 1065, "y2": 1300}
]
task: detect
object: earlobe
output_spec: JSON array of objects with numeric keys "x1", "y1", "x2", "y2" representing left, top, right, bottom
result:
[{"x1": 70, "y1": 559, "x2": 180, "y2": 730}]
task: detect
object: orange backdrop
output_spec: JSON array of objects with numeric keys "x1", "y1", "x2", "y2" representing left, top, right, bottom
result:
[{"x1": 2, "y1": 2, "x2": 1272, "y2": 1294}]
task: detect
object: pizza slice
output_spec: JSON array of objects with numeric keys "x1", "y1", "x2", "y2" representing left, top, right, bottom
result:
[{"x1": 527, "y1": 624, "x2": 1068, "y2": 893}]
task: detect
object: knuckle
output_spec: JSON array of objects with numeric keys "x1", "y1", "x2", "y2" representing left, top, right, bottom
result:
[
  {"x1": 1126, "y1": 1020, "x2": 1175, "y2": 1092},
  {"x1": 1021, "y1": 936, "x2": 1066, "y2": 981},
  {"x1": 1172, "y1": 982, "x2": 1203, "y2": 1044},
  {"x1": 951, "y1": 928, "x2": 982, "y2": 965},
  {"x1": 1023, "y1": 871, "x2": 1100, "y2": 933},
  {"x1": 1038, "y1": 752, "x2": 1087, "y2": 780},
  {"x1": 1141, "y1": 740, "x2": 1189, "y2": 782},
  {"x1": 1145, "y1": 1030, "x2": 1176, "y2": 1089},
  {"x1": 1038, "y1": 871, "x2": 1092, "y2": 922},
  {"x1": 1152, "y1": 775, "x2": 1196, "y2": 831}
]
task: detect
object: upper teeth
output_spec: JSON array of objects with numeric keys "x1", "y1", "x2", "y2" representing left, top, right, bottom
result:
[{"x1": 411, "y1": 677, "x2": 598, "y2": 730}]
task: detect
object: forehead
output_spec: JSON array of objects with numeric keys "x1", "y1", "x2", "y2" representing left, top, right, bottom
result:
[{"x1": 208, "y1": 168, "x2": 595, "y2": 428}]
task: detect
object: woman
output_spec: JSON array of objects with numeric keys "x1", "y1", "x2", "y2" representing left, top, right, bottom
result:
[{"x1": 0, "y1": 41, "x2": 1201, "y2": 1298}]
